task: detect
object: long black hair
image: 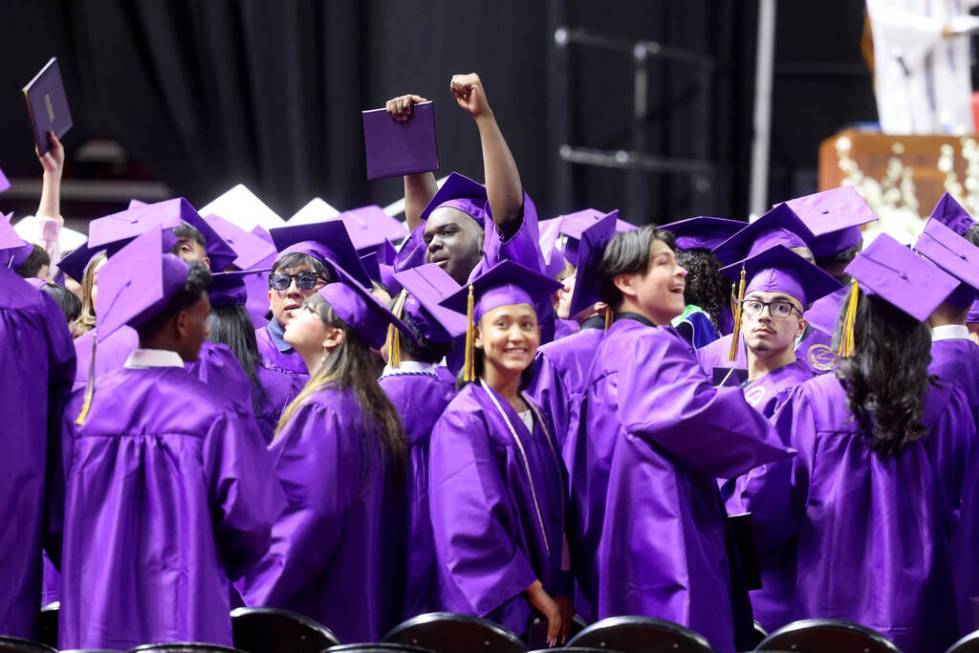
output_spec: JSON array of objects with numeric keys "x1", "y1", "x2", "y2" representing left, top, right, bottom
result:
[
  {"x1": 675, "y1": 248, "x2": 727, "y2": 331},
  {"x1": 207, "y1": 303, "x2": 266, "y2": 414},
  {"x1": 835, "y1": 290, "x2": 933, "y2": 456}
]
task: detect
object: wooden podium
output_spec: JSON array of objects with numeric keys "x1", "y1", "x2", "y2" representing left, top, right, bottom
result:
[{"x1": 818, "y1": 128, "x2": 976, "y2": 220}]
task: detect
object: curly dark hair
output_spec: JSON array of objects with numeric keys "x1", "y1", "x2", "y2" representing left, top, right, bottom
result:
[
  {"x1": 835, "y1": 290, "x2": 933, "y2": 456},
  {"x1": 675, "y1": 248, "x2": 727, "y2": 331}
]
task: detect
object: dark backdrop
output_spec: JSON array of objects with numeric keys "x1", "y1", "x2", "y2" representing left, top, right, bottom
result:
[{"x1": 0, "y1": 0, "x2": 877, "y2": 225}]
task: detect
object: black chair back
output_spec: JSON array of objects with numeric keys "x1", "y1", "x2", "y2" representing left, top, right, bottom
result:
[
  {"x1": 945, "y1": 630, "x2": 979, "y2": 653},
  {"x1": 384, "y1": 612, "x2": 525, "y2": 653},
  {"x1": 755, "y1": 619, "x2": 901, "y2": 653},
  {"x1": 326, "y1": 645, "x2": 435, "y2": 653},
  {"x1": 527, "y1": 649, "x2": 609, "y2": 653},
  {"x1": 567, "y1": 616, "x2": 713, "y2": 653},
  {"x1": 0, "y1": 637, "x2": 56, "y2": 653},
  {"x1": 128, "y1": 644, "x2": 246, "y2": 653},
  {"x1": 37, "y1": 602, "x2": 58, "y2": 649},
  {"x1": 231, "y1": 607, "x2": 339, "y2": 653},
  {"x1": 60, "y1": 650, "x2": 123, "y2": 653}
]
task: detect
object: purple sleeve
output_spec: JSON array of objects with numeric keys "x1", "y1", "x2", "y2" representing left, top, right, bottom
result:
[
  {"x1": 527, "y1": 354, "x2": 571, "y2": 449},
  {"x1": 479, "y1": 192, "x2": 543, "y2": 274},
  {"x1": 204, "y1": 407, "x2": 284, "y2": 581},
  {"x1": 429, "y1": 407, "x2": 536, "y2": 617},
  {"x1": 618, "y1": 329, "x2": 794, "y2": 479}
]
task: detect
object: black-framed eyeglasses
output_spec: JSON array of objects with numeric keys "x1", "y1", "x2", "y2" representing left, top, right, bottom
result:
[
  {"x1": 269, "y1": 271, "x2": 324, "y2": 292},
  {"x1": 741, "y1": 299, "x2": 802, "y2": 319}
]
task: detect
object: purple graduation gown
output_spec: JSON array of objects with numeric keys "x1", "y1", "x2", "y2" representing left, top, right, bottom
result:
[
  {"x1": 553, "y1": 318, "x2": 580, "y2": 340},
  {"x1": 254, "y1": 322, "x2": 308, "y2": 422},
  {"x1": 0, "y1": 272, "x2": 75, "y2": 638},
  {"x1": 697, "y1": 324, "x2": 837, "y2": 377},
  {"x1": 57, "y1": 365, "x2": 282, "y2": 650},
  {"x1": 739, "y1": 374, "x2": 974, "y2": 652},
  {"x1": 929, "y1": 336, "x2": 979, "y2": 418},
  {"x1": 804, "y1": 285, "x2": 848, "y2": 336},
  {"x1": 429, "y1": 381, "x2": 570, "y2": 636},
  {"x1": 742, "y1": 359, "x2": 815, "y2": 420},
  {"x1": 586, "y1": 322, "x2": 793, "y2": 653},
  {"x1": 240, "y1": 386, "x2": 403, "y2": 644},
  {"x1": 380, "y1": 366, "x2": 457, "y2": 618}
]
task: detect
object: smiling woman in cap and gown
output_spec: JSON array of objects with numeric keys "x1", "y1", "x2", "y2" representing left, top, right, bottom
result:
[
  {"x1": 738, "y1": 234, "x2": 975, "y2": 652},
  {"x1": 568, "y1": 225, "x2": 792, "y2": 653},
  {"x1": 381, "y1": 263, "x2": 463, "y2": 618},
  {"x1": 239, "y1": 266, "x2": 409, "y2": 644},
  {"x1": 0, "y1": 220, "x2": 75, "y2": 639},
  {"x1": 429, "y1": 260, "x2": 572, "y2": 647},
  {"x1": 54, "y1": 226, "x2": 282, "y2": 651}
]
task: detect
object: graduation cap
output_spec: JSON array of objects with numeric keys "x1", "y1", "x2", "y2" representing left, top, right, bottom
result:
[
  {"x1": 440, "y1": 260, "x2": 563, "y2": 382},
  {"x1": 88, "y1": 198, "x2": 238, "y2": 271},
  {"x1": 128, "y1": 199, "x2": 147, "y2": 210},
  {"x1": 208, "y1": 269, "x2": 271, "y2": 308},
  {"x1": 269, "y1": 220, "x2": 372, "y2": 288},
  {"x1": 203, "y1": 213, "x2": 276, "y2": 270},
  {"x1": 199, "y1": 184, "x2": 284, "y2": 232},
  {"x1": 393, "y1": 263, "x2": 466, "y2": 344},
  {"x1": 362, "y1": 101, "x2": 439, "y2": 180},
  {"x1": 0, "y1": 166, "x2": 9, "y2": 193},
  {"x1": 568, "y1": 210, "x2": 620, "y2": 320},
  {"x1": 785, "y1": 186, "x2": 877, "y2": 258},
  {"x1": 968, "y1": 299, "x2": 979, "y2": 324},
  {"x1": 339, "y1": 205, "x2": 409, "y2": 253},
  {"x1": 659, "y1": 216, "x2": 746, "y2": 252},
  {"x1": 719, "y1": 245, "x2": 842, "y2": 309},
  {"x1": 558, "y1": 209, "x2": 612, "y2": 267},
  {"x1": 0, "y1": 213, "x2": 33, "y2": 268},
  {"x1": 712, "y1": 204, "x2": 816, "y2": 266},
  {"x1": 317, "y1": 266, "x2": 413, "y2": 350},
  {"x1": 56, "y1": 242, "x2": 103, "y2": 284},
  {"x1": 537, "y1": 217, "x2": 567, "y2": 279},
  {"x1": 928, "y1": 192, "x2": 976, "y2": 238},
  {"x1": 914, "y1": 217, "x2": 979, "y2": 308},
  {"x1": 844, "y1": 233, "x2": 959, "y2": 324}
]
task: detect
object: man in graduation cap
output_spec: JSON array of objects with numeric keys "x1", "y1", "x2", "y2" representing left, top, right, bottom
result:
[
  {"x1": 699, "y1": 203, "x2": 838, "y2": 376},
  {"x1": 55, "y1": 226, "x2": 282, "y2": 651},
  {"x1": 0, "y1": 219, "x2": 75, "y2": 640},
  {"x1": 388, "y1": 75, "x2": 545, "y2": 289}
]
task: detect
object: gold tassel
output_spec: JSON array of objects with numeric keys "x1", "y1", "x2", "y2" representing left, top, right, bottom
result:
[
  {"x1": 385, "y1": 290, "x2": 408, "y2": 368},
  {"x1": 604, "y1": 305, "x2": 613, "y2": 331},
  {"x1": 727, "y1": 267, "x2": 746, "y2": 362},
  {"x1": 463, "y1": 284, "x2": 476, "y2": 383},
  {"x1": 838, "y1": 279, "x2": 859, "y2": 358},
  {"x1": 730, "y1": 282, "x2": 738, "y2": 319},
  {"x1": 75, "y1": 334, "x2": 97, "y2": 425}
]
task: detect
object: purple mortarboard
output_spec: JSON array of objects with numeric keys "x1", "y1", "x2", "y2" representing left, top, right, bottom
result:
[
  {"x1": 25, "y1": 277, "x2": 48, "y2": 289},
  {"x1": 914, "y1": 217, "x2": 979, "y2": 308},
  {"x1": 0, "y1": 166, "x2": 9, "y2": 193},
  {"x1": 928, "y1": 192, "x2": 976, "y2": 237},
  {"x1": 362, "y1": 101, "x2": 439, "y2": 180},
  {"x1": 558, "y1": 209, "x2": 608, "y2": 267},
  {"x1": 379, "y1": 264, "x2": 401, "y2": 296},
  {"x1": 318, "y1": 266, "x2": 413, "y2": 350},
  {"x1": 441, "y1": 259, "x2": 563, "y2": 322},
  {"x1": 23, "y1": 58, "x2": 72, "y2": 156},
  {"x1": 968, "y1": 299, "x2": 979, "y2": 324},
  {"x1": 95, "y1": 226, "x2": 191, "y2": 343},
  {"x1": 712, "y1": 203, "x2": 816, "y2": 265},
  {"x1": 393, "y1": 263, "x2": 467, "y2": 344},
  {"x1": 269, "y1": 220, "x2": 372, "y2": 288},
  {"x1": 360, "y1": 251, "x2": 382, "y2": 286},
  {"x1": 56, "y1": 242, "x2": 102, "y2": 284},
  {"x1": 568, "y1": 210, "x2": 620, "y2": 317},
  {"x1": 208, "y1": 269, "x2": 270, "y2": 308},
  {"x1": 538, "y1": 217, "x2": 567, "y2": 278},
  {"x1": 0, "y1": 214, "x2": 33, "y2": 268},
  {"x1": 785, "y1": 186, "x2": 877, "y2": 258},
  {"x1": 252, "y1": 225, "x2": 275, "y2": 245},
  {"x1": 660, "y1": 216, "x2": 746, "y2": 252},
  {"x1": 128, "y1": 199, "x2": 147, "y2": 210},
  {"x1": 379, "y1": 239, "x2": 398, "y2": 266},
  {"x1": 340, "y1": 205, "x2": 409, "y2": 253},
  {"x1": 719, "y1": 244, "x2": 842, "y2": 308},
  {"x1": 845, "y1": 233, "x2": 959, "y2": 322},
  {"x1": 203, "y1": 213, "x2": 276, "y2": 270}
]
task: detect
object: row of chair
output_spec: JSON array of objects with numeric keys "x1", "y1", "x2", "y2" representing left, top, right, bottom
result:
[{"x1": 17, "y1": 606, "x2": 979, "y2": 653}]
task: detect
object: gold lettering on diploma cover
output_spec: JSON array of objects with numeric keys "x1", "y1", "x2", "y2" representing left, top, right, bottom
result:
[{"x1": 43, "y1": 94, "x2": 55, "y2": 122}]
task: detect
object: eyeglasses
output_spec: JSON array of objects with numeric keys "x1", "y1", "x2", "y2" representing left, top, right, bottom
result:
[
  {"x1": 269, "y1": 271, "x2": 324, "y2": 292},
  {"x1": 741, "y1": 299, "x2": 802, "y2": 319}
]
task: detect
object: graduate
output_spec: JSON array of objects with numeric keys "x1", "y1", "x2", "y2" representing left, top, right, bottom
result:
[
  {"x1": 240, "y1": 267, "x2": 409, "y2": 644},
  {"x1": 699, "y1": 204, "x2": 836, "y2": 376},
  {"x1": 738, "y1": 234, "x2": 975, "y2": 652},
  {"x1": 70, "y1": 249, "x2": 106, "y2": 337},
  {"x1": 0, "y1": 221, "x2": 75, "y2": 639},
  {"x1": 913, "y1": 217, "x2": 979, "y2": 421},
  {"x1": 387, "y1": 74, "x2": 544, "y2": 285},
  {"x1": 660, "y1": 215, "x2": 744, "y2": 342},
  {"x1": 383, "y1": 263, "x2": 464, "y2": 618},
  {"x1": 719, "y1": 245, "x2": 842, "y2": 418},
  {"x1": 571, "y1": 226, "x2": 792, "y2": 652},
  {"x1": 55, "y1": 227, "x2": 281, "y2": 650},
  {"x1": 429, "y1": 260, "x2": 572, "y2": 647},
  {"x1": 528, "y1": 209, "x2": 618, "y2": 455}
]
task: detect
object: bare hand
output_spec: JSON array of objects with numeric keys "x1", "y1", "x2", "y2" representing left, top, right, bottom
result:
[
  {"x1": 450, "y1": 73, "x2": 492, "y2": 119},
  {"x1": 527, "y1": 580, "x2": 564, "y2": 647},
  {"x1": 37, "y1": 132, "x2": 65, "y2": 178},
  {"x1": 557, "y1": 595, "x2": 575, "y2": 643},
  {"x1": 385, "y1": 94, "x2": 429, "y2": 123}
]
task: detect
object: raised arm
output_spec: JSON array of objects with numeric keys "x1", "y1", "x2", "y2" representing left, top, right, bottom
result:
[
  {"x1": 35, "y1": 132, "x2": 65, "y2": 275},
  {"x1": 386, "y1": 94, "x2": 438, "y2": 233},
  {"x1": 450, "y1": 73, "x2": 523, "y2": 237}
]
